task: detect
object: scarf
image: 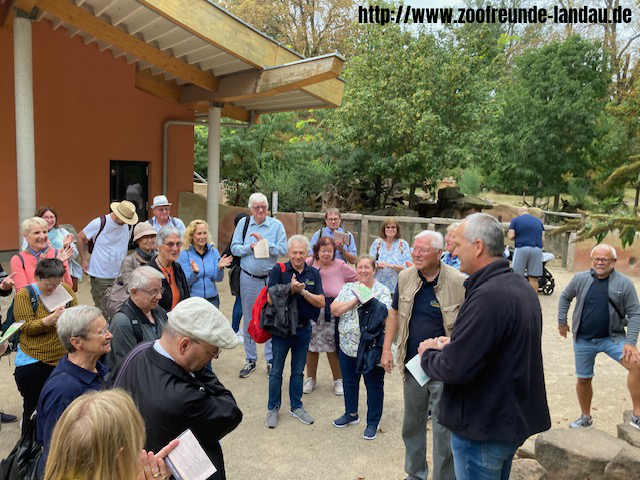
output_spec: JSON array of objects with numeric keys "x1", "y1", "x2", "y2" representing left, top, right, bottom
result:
[{"x1": 135, "y1": 247, "x2": 153, "y2": 263}]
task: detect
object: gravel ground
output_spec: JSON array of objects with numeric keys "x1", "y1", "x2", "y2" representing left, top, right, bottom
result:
[{"x1": 0, "y1": 262, "x2": 636, "y2": 479}]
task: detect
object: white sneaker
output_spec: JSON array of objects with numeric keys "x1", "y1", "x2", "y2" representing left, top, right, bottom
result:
[
  {"x1": 334, "y1": 379, "x2": 344, "y2": 396},
  {"x1": 303, "y1": 377, "x2": 316, "y2": 394},
  {"x1": 236, "y1": 330, "x2": 244, "y2": 341}
]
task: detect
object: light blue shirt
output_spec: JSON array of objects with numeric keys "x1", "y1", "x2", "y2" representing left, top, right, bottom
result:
[
  {"x1": 148, "y1": 216, "x2": 186, "y2": 237},
  {"x1": 309, "y1": 227, "x2": 357, "y2": 262},
  {"x1": 230, "y1": 216, "x2": 288, "y2": 277}
]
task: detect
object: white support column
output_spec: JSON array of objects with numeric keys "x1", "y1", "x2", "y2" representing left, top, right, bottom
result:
[
  {"x1": 207, "y1": 105, "x2": 221, "y2": 246},
  {"x1": 14, "y1": 16, "x2": 36, "y2": 244}
]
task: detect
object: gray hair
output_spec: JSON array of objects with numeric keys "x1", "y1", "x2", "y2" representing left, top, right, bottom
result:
[
  {"x1": 590, "y1": 243, "x2": 617, "y2": 259},
  {"x1": 248, "y1": 192, "x2": 269, "y2": 210},
  {"x1": 57, "y1": 305, "x2": 104, "y2": 352},
  {"x1": 21, "y1": 216, "x2": 48, "y2": 235},
  {"x1": 446, "y1": 222, "x2": 461, "y2": 233},
  {"x1": 462, "y1": 213, "x2": 504, "y2": 257},
  {"x1": 288, "y1": 234, "x2": 310, "y2": 251},
  {"x1": 414, "y1": 230, "x2": 444, "y2": 250},
  {"x1": 156, "y1": 225, "x2": 182, "y2": 246},
  {"x1": 128, "y1": 266, "x2": 165, "y2": 293}
]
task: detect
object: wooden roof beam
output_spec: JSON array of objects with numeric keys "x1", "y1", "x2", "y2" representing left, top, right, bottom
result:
[
  {"x1": 36, "y1": 0, "x2": 219, "y2": 92},
  {"x1": 180, "y1": 54, "x2": 343, "y2": 104}
]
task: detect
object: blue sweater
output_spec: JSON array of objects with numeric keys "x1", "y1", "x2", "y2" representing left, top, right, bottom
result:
[{"x1": 178, "y1": 244, "x2": 224, "y2": 301}]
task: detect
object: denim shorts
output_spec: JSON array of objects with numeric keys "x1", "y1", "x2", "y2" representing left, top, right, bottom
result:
[{"x1": 574, "y1": 337, "x2": 623, "y2": 378}]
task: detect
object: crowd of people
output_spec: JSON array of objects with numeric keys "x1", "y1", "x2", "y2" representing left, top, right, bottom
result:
[{"x1": 0, "y1": 193, "x2": 639, "y2": 480}]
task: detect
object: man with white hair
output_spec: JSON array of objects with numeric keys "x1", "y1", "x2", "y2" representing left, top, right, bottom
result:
[
  {"x1": 508, "y1": 206, "x2": 544, "y2": 291},
  {"x1": 380, "y1": 230, "x2": 466, "y2": 480},
  {"x1": 558, "y1": 243, "x2": 640, "y2": 429},
  {"x1": 111, "y1": 297, "x2": 243, "y2": 480},
  {"x1": 106, "y1": 266, "x2": 168, "y2": 368},
  {"x1": 231, "y1": 192, "x2": 288, "y2": 378},
  {"x1": 264, "y1": 235, "x2": 325, "y2": 429},
  {"x1": 420, "y1": 213, "x2": 550, "y2": 480}
]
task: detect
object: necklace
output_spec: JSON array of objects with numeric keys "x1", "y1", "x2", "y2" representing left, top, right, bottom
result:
[{"x1": 158, "y1": 260, "x2": 173, "y2": 284}]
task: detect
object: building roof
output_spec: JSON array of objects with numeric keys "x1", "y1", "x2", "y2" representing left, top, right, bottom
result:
[{"x1": 15, "y1": 0, "x2": 344, "y2": 121}]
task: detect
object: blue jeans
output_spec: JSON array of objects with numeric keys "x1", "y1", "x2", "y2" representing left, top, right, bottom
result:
[
  {"x1": 268, "y1": 324, "x2": 312, "y2": 411},
  {"x1": 240, "y1": 272, "x2": 272, "y2": 363},
  {"x1": 451, "y1": 433, "x2": 520, "y2": 480},
  {"x1": 574, "y1": 337, "x2": 623, "y2": 378},
  {"x1": 206, "y1": 296, "x2": 220, "y2": 308},
  {"x1": 338, "y1": 350, "x2": 385, "y2": 427},
  {"x1": 232, "y1": 295, "x2": 243, "y2": 333}
]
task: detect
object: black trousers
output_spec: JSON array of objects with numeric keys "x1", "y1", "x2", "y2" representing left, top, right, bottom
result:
[{"x1": 14, "y1": 361, "x2": 55, "y2": 432}]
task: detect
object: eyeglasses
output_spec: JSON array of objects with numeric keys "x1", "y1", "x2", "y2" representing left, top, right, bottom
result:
[
  {"x1": 385, "y1": 225, "x2": 398, "y2": 229},
  {"x1": 139, "y1": 287, "x2": 165, "y2": 296},
  {"x1": 194, "y1": 339, "x2": 220, "y2": 359},
  {"x1": 412, "y1": 247, "x2": 437, "y2": 255},
  {"x1": 326, "y1": 217, "x2": 340, "y2": 223},
  {"x1": 79, "y1": 326, "x2": 110, "y2": 339},
  {"x1": 592, "y1": 258, "x2": 614, "y2": 264},
  {"x1": 252, "y1": 205, "x2": 267, "y2": 211},
  {"x1": 163, "y1": 241, "x2": 183, "y2": 249}
]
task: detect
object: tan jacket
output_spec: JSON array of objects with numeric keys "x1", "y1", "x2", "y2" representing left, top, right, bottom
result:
[{"x1": 395, "y1": 262, "x2": 466, "y2": 378}]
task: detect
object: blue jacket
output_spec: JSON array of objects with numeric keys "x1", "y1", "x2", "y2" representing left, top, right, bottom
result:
[
  {"x1": 178, "y1": 245, "x2": 224, "y2": 301},
  {"x1": 37, "y1": 355, "x2": 108, "y2": 472}
]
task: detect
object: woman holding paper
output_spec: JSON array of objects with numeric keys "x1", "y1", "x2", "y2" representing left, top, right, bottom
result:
[
  {"x1": 303, "y1": 236, "x2": 357, "y2": 396},
  {"x1": 13, "y1": 258, "x2": 78, "y2": 432},
  {"x1": 44, "y1": 389, "x2": 177, "y2": 480},
  {"x1": 178, "y1": 219, "x2": 232, "y2": 308},
  {"x1": 330, "y1": 255, "x2": 391, "y2": 441}
]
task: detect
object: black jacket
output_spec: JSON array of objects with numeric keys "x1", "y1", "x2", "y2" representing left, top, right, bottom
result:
[
  {"x1": 109, "y1": 343, "x2": 242, "y2": 480},
  {"x1": 149, "y1": 256, "x2": 190, "y2": 312},
  {"x1": 356, "y1": 297, "x2": 388, "y2": 374},
  {"x1": 422, "y1": 259, "x2": 551, "y2": 444},
  {"x1": 263, "y1": 284, "x2": 299, "y2": 338}
]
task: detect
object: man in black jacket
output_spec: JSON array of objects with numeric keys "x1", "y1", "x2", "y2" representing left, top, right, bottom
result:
[
  {"x1": 420, "y1": 213, "x2": 550, "y2": 480},
  {"x1": 111, "y1": 297, "x2": 242, "y2": 480}
]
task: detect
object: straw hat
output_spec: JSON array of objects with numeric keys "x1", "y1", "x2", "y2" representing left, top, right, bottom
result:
[{"x1": 110, "y1": 200, "x2": 138, "y2": 225}]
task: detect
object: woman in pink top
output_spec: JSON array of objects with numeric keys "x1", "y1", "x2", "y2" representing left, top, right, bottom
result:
[
  {"x1": 11, "y1": 217, "x2": 73, "y2": 290},
  {"x1": 304, "y1": 236, "x2": 357, "y2": 396}
]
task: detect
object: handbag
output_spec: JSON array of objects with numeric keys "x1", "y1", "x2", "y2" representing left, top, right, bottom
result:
[
  {"x1": 0, "y1": 411, "x2": 43, "y2": 480},
  {"x1": 229, "y1": 265, "x2": 242, "y2": 297}
]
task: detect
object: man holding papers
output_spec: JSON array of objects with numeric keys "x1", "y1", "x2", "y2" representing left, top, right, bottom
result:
[
  {"x1": 381, "y1": 230, "x2": 465, "y2": 480},
  {"x1": 420, "y1": 214, "x2": 550, "y2": 480}
]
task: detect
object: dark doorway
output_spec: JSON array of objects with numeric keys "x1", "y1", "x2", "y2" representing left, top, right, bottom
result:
[{"x1": 110, "y1": 161, "x2": 149, "y2": 222}]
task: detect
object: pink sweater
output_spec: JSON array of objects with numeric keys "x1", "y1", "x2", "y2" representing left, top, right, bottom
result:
[
  {"x1": 306, "y1": 258, "x2": 357, "y2": 298},
  {"x1": 10, "y1": 248, "x2": 72, "y2": 290}
]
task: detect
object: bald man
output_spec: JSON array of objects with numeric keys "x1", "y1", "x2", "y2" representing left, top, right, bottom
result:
[
  {"x1": 508, "y1": 206, "x2": 544, "y2": 291},
  {"x1": 558, "y1": 243, "x2": 640, "y2": 429}
]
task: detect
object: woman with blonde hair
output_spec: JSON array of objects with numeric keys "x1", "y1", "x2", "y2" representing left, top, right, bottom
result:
[
  {"x1": 44, "y1": 389, "x2": 176, "y2": 480},
  {"x1": 178, "y1": 219, "x2": 232, "y2": 308}
]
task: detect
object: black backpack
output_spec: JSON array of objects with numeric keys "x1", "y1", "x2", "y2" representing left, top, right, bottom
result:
[{"x1": 1, "y1": 285, "x2": 38, "y2": 352}]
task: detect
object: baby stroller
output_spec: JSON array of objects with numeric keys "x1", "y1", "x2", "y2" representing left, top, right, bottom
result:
[{"x1": 505, "y1": 247, "x2": 555, "y2": 295}]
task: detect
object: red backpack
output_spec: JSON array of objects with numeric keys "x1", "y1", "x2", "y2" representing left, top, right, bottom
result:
[{"x1": 249, "y1": 263, "x2": 285, "y2": 344}]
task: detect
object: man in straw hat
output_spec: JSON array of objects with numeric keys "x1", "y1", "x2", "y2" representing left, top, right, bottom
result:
[
  {"x1": 77, "y1": 200, "x2": 138, "y2": 311},
  {"x1": 111, "y1": 297, "x2": 243, "y2": 480}
]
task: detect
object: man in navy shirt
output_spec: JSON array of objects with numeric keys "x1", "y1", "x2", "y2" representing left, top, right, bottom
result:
[
  {"x1": 381, "y1": 230, "x2": 466, "y2": 480},
  {"x1": 508, "y1": 206, "x2": 544, "y2": 291},
  {"x1": 265, "y1": 235, "x2": 325, "y2": 429}
]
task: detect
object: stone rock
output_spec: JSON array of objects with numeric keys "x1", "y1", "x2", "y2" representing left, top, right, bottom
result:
[
  {"x1": 509, "y1": 459, "x2": 547, "y2": 480},
  {"x1": 535, "y1": 429, "x2": 628, "y2": 480},
  {"x1": 616, "y1": 422, "x2": 640, "y2": 449},
  {"x1": 517, "y1": 437, "x2": 537, "y2": 459},
  {"x1": 622, "y1": 410, "x2": 632, "y2": 424},
  {"x1": 604, "y1": 444, "x2": 640, "y2": 479}
]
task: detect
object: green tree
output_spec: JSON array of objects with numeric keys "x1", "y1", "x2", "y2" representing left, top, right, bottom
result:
[{"x1": 489, "y1": 35, "x2": 610, "y2": 209}]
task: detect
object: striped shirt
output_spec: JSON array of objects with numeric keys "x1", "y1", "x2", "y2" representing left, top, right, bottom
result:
[{"x1": 13, "y1": 284, "x2": 78, "y2": 366}]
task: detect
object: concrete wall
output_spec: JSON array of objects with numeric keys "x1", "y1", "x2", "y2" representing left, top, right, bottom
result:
[
  {"x1": 572, "y1": 233, "x2": 640, "y2": 277},
  {"x1": 0, "y1": 20, "x2": 195, "y2": 251}
]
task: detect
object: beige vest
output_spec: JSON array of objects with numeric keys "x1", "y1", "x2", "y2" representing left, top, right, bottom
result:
[{"x1": 395, "y1": 262, "x2": 466, "y2": 378}]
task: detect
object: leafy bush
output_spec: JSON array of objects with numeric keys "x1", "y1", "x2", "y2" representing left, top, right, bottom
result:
[{"x1": 459, "y1": 167, "x2": 483, "y2": 196}]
